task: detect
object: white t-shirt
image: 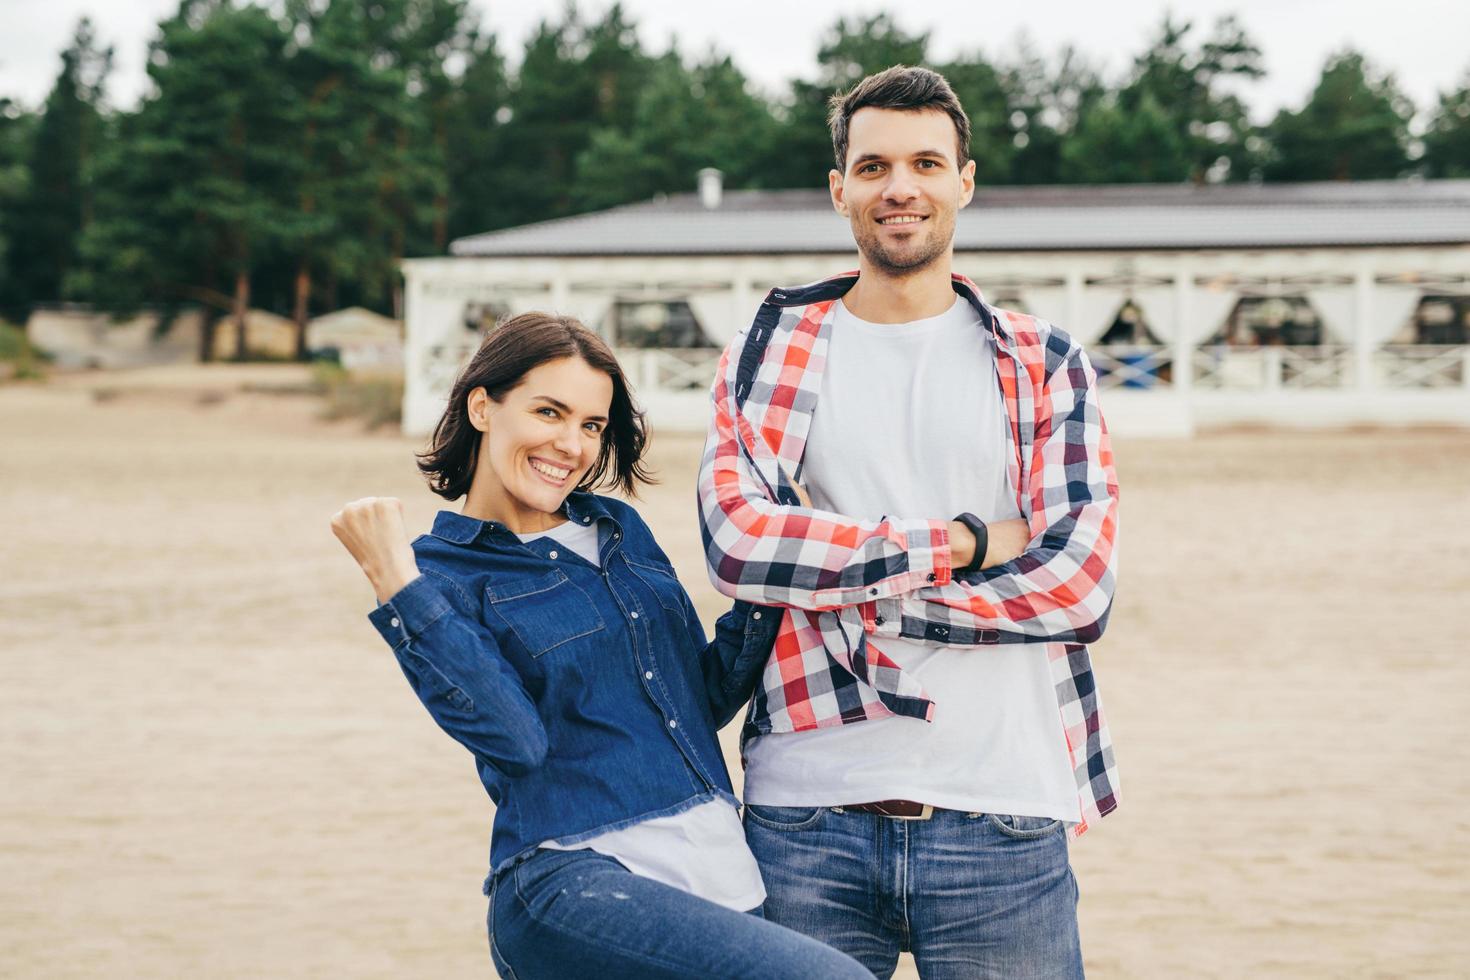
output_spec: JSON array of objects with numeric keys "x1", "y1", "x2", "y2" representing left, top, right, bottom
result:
[
  {"x1": 521, "y1": 519, "x2": 767, "y2": 911},
  {"x1": 742, "y1": 298, "x2": 1082, "y2": 823}
]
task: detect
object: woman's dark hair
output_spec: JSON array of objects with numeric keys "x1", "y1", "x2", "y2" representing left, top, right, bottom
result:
[{"x1": 417, "y1": 311, "x2": 653, "y2": 501}]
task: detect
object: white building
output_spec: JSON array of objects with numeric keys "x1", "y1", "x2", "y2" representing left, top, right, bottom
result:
[{"x1": 401, "y1": 179, "x2": 1470, "y2": 437}]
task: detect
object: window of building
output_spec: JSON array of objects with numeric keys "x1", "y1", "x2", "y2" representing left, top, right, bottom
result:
[{"x1": 609, "y1": 299, "x2": 717, "y2": 349}]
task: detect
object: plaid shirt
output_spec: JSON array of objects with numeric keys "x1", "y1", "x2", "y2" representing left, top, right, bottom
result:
[{"x1": 696, "y1": 271, "x2": 1120, "y2": 835}]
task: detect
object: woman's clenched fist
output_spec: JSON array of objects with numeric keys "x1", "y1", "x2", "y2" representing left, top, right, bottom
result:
[{"x1": 330, "y1": 497, "x2": 422, "y2": 603}]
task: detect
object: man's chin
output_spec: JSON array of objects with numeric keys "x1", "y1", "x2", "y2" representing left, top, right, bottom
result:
[{"x1": 864, "y1": 246, "x2": 945, "y2": 276}]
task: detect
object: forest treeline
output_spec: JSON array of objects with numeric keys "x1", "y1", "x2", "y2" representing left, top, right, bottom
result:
[{"x1": 1, "y1": 0, "x2": 1467, "y2": 354}]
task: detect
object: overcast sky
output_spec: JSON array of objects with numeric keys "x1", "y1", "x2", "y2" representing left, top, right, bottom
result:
[{"x1": 3, "y1": 0, "x2": 1467, "y2": 124}]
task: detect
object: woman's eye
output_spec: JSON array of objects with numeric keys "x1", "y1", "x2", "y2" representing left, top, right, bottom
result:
[
  {"x1": 537, "y1": 407, "x2": 558, "y2": 418},
  {"x1": 583, "y1": 422, "x2": 604, "y2": 435}
]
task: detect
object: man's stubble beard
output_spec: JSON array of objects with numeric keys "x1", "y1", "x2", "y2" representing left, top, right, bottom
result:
[{"x1": 851, "y1": 210, "x2": 956, "y2": 278}]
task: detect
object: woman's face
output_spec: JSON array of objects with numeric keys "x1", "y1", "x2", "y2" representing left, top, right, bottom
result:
[{"x1": 465, "y1": 355, "x2": 615, "y2": 532}]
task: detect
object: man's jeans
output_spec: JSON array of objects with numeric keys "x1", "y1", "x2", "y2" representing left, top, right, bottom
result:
[
  {"x1": 744, "y1": 804, "x2": 1084, "y2": 979},
  {"x1": 487, "y1": 848, "x2": 871, "y2": 980}
]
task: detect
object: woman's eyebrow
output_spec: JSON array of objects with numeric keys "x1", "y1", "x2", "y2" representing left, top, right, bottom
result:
[{"x1": 531, "y1": 395, "x2": 608, "y2": 422}]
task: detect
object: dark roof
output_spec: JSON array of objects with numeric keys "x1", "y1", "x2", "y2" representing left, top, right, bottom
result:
[{"x1": 449, "y1": 180, "x2": 1470, "y2": 256}]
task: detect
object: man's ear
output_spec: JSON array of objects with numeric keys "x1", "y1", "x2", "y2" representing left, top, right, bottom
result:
[
  {"x1": 959, "y1": 158, "x2": 976, "y2": 209},
  {"x1": 466, "y1": 386, "x2": 492, "y2": 432},
  {"x1": 829, "y1": 168, "x2": 848, "y2": 216}
]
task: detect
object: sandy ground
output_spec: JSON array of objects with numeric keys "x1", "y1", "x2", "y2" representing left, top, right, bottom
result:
[{"x1": 2, "y1": 364, "x2": 1468, "y2": 979}]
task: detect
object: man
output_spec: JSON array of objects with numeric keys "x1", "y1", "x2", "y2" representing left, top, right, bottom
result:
[{"x1": 696, "y1": 66, "x2": 1120, "y2": 978}]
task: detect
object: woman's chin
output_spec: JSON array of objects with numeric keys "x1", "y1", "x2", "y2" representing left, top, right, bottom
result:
[{"x1": 512, "y1": 484, "x2": 571, "y2": 516}]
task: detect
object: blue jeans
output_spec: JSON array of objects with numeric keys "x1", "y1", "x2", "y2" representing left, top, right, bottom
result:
[
  {"x1": 744, "y1": 805, "x2": 1084, "y2": 979},
  {"x1": 488, "y1": 848, "x2": 871, "y2": 979}
]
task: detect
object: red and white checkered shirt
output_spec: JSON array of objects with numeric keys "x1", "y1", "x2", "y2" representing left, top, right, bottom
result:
[{"x1": 697, "y1": 271, "x2": 1121, "y2": 836}]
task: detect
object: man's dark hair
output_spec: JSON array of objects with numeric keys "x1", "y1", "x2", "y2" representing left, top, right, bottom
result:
[
  {"x1": 827, "y1": 65, "x2": 971, "y2": 171},
  {"x1": 417, "y1": 312, "x2": 652, "y2": 501}
]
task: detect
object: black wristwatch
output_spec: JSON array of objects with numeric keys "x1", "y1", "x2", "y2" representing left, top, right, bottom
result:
[{"x1": 953, "y1": 512, "x2": 988, "y2": 574}]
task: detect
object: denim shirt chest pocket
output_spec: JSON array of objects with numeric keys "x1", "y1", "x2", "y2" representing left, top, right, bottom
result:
[
  {"x1": 620, "y1": 555, "x2": 687, "y2": 616},
  {"x1": 485, "y1": 570, "x2": 605, "y2": 657}
]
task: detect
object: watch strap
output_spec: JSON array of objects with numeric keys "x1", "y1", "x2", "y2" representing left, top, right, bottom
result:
[{"x1": 954, "y1": 512, "x2": 988, "y2": 575}]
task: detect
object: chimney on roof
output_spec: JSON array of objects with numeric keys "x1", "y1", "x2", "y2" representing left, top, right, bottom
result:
[{"x1": 698, "y1": 168, "x2": 723, "y2": 210}]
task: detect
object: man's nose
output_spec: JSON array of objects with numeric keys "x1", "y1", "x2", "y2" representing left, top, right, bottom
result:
[{"x1": 883, "y1": 170, "x2": 919, "y2": 204}]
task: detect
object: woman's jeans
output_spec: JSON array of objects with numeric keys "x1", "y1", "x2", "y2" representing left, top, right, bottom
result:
[
  {"x1": 488, "y1": 847, "x2": 871, "y2": 980},
  {"x1": 744, "y1": 804, "x2": 1085, "y2": 980}
]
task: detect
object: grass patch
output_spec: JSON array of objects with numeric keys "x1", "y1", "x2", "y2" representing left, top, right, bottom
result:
[
  {"x1": 0, "y1": 320, "x2": 48, "y2": 380},
  {"x1": 311, "y1": 362, "x2": 403, "y2": 430}
]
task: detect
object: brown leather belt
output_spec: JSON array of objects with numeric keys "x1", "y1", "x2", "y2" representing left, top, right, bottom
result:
[{"x1": 842, "y1": 800, "x2": 938, "y2": 820}]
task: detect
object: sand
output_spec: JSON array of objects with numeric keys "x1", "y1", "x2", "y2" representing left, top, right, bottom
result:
[{"x1": 2, "y1": 364, "x2": 1468, "y2": 978}]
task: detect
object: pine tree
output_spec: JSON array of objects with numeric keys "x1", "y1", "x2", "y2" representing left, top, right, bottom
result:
[
  {"x1": 1423, "y1": 71, "x2": 1470, "y2": 178},
  {"x1": 8, "y1": 17, "x2": 112, "y2": 312},
  {"x1": 76, "y1": 0, "x2": 300, "y2": 359},
  {"x1": 1263, "y1": 51, "x2": 1413, "y2": 181}
]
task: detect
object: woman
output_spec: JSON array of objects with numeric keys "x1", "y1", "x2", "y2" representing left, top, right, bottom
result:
[{"x1": 331, "y1": 313, "x2": 867, "y2": 980}]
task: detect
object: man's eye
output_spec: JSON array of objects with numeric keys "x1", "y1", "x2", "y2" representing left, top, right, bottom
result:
[
  {"x1": 537, "y1": 407, "x2": 558, "y2": 418},
  {"x1": 859, "y1": 163, "x2": 882, "y2": 174}
]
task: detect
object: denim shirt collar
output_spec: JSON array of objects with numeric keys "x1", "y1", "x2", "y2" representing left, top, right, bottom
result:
[{"x1": 428, "y1": 491, "x2": 617, "y2": 546}]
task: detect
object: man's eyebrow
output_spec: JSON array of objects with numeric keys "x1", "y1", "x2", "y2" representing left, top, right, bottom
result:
[
  {"x1": 531, "y1": 395, "x2": 607, "y2": 422},
  {"x1": 851, "y1": 149, "x2": 950, "y2": 166}
]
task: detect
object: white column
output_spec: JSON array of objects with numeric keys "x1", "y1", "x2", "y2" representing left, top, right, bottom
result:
[
  {"x1": 1172, "y1": 263, "x2": 1193, "y2": 395},
  {"x1": 1065, "y1": 268, "x2": 1084, "y2": 334},
  {"x1": 1264, "y1": 348, "x2": 1283, "y2": 392},
  {"x1": 1353, "y1": 265, "x2": 1374, "y2": 390},
  {"x1": 550, "y1": 271, "x2": 570, "y2": 319},
  {"x1": 733, "y1": 274, "x2": 755, "y2": 338}
]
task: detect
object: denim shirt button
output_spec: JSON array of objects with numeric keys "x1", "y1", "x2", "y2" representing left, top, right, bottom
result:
[
  {"x1": 644, "y1": 671, "x2": 653, "y2": 680},
  {"x1": 630, "y1": 611, "x2": 639, "y2": 619},
  {"x1": 752, "y1": 611, "x2": 762, "y2": 620},
  {"x1": 548, "y1": 550, "x2": 558, "y2": 560},
  {"x1": 390, "y1": 617, "x2": 400, "y2": 628},
  {"x1": 582, "y1": 516, "x2": 591, "y2": 523},
  {"x1": 667, "y1": 719, "x2": 677, "y2": 729}
]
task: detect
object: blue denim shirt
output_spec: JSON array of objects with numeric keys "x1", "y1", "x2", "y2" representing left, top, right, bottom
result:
[{"x1": 367, "y1": 491, "x2": 780, "y2": 874}]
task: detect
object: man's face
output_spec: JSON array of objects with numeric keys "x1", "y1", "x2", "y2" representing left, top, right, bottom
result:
[{"x1": 830, "y1": 107, "x2": 976, "y2": 277}]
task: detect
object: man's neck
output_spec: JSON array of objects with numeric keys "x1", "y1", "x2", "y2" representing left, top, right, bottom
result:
[{"x1": 842, "y1": 256, "x2": 956, "y2": 324}]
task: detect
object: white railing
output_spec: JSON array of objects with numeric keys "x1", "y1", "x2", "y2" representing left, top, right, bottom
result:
[
  {"x1": 1193, "y1": 345, "x2": 1353, "y2": 390},
  {"x1": 1375, "y1": 345, "x2": 1469, "y2": 389},
  {"x1": 619, "y1": 347, "x2": 723, "y2": 392},
  {"x1": 616, "y1": 344, "x2": 1470, "y2": 397},
  {"x1": 1090, "y1": 345, "x2": 1173, "y2": 389}
]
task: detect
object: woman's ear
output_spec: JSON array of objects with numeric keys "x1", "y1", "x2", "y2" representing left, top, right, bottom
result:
[{"x1": 466, "y1": 386, "x2": 492, "y2": 432}]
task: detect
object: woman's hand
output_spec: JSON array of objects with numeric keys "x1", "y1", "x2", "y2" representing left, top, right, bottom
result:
[{"x1": 330, "y1": 497, "x2": 422, "y2": 604}]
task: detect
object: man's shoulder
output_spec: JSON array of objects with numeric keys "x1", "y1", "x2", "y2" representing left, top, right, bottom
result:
[{"x1": 988, "y1": 304, "x2": 1088, "y2": 376}]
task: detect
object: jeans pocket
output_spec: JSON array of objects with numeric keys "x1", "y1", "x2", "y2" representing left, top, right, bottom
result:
[
  {"x1": 743, "y1": 803, "x2": 826, "y2": 831},
  {"x1": 986, "y1": 813, "x2": 1064, "y2": 840}
]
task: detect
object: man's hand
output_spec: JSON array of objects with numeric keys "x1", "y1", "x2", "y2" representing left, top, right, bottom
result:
[
  {"x1": 330, "y1": 497, "x2": 421, "y2": 604},
  {"x1": 947, "y1": 517, "x2": 1031, "y2": 573},
  {"x1": 947, "y1": 520, "x2": 977, "y2": 569},
  {"x1": 979, "y1": 519, "x2": 1030, "y2": 569}
]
